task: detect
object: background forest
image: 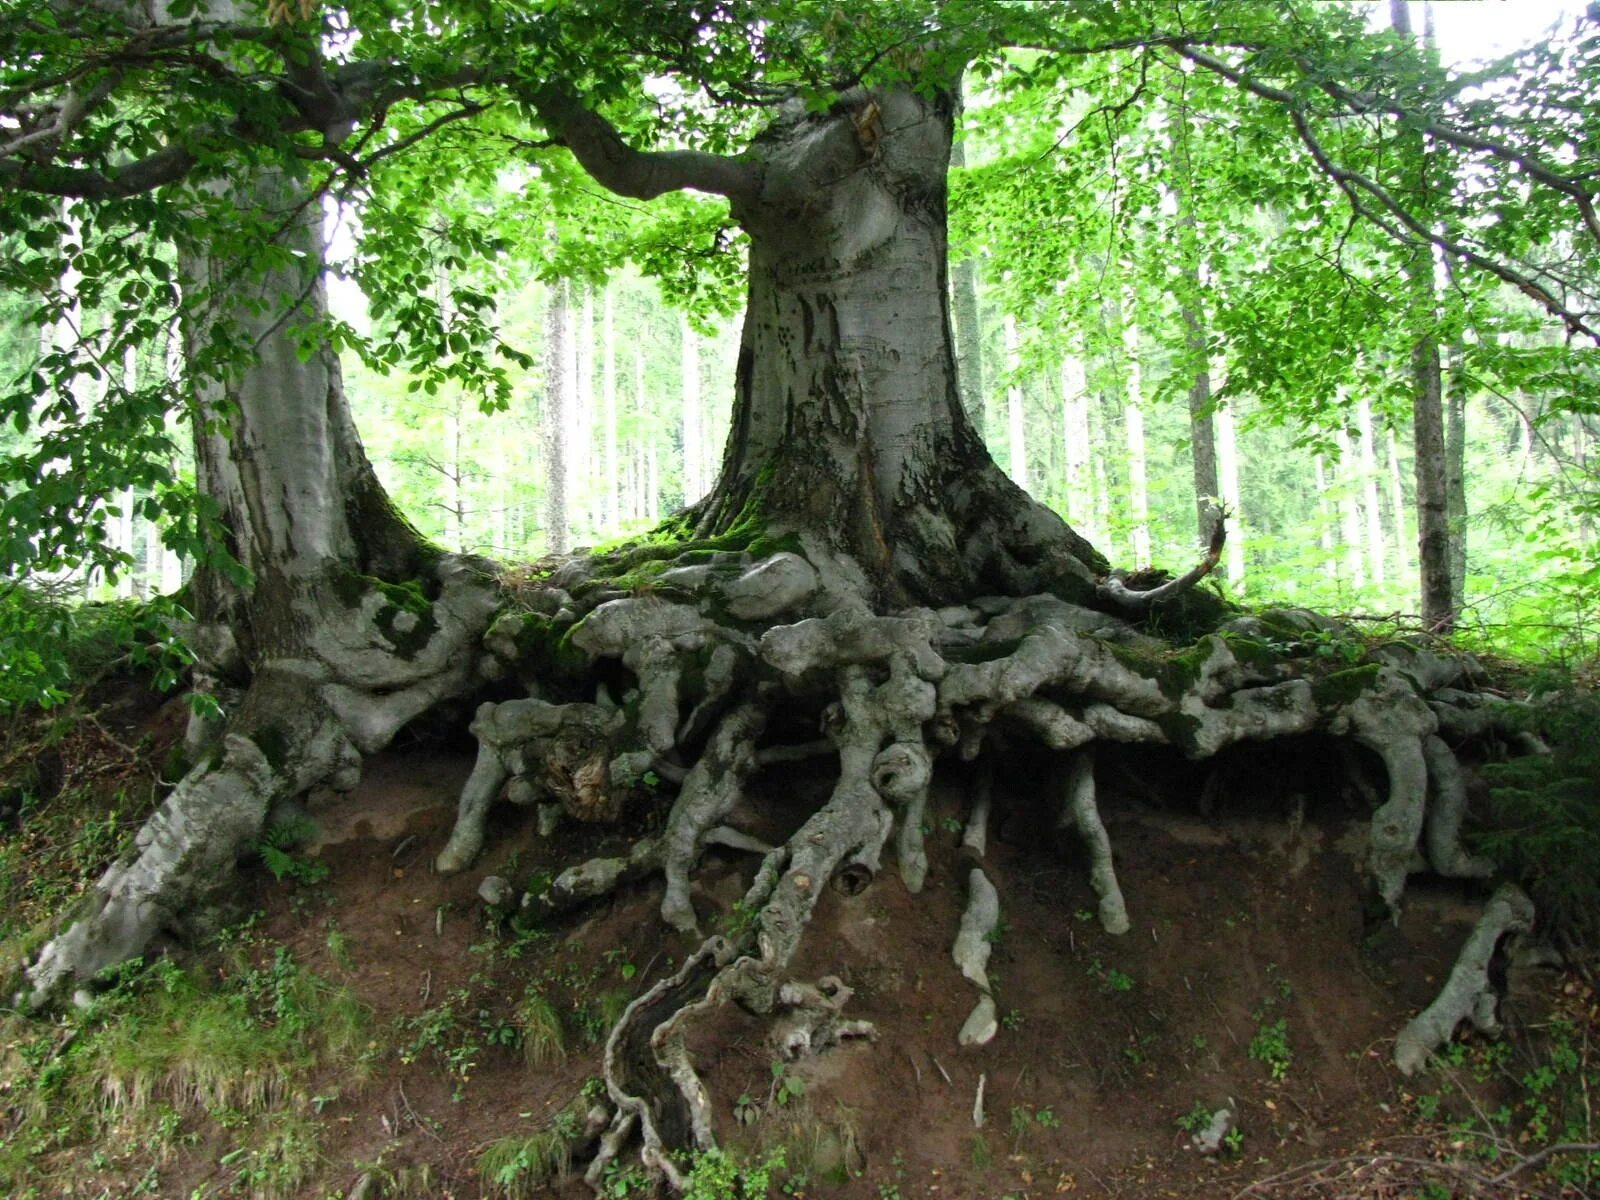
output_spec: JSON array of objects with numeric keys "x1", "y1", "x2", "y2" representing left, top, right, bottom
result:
[{"x1": 3, "y1": 3, "x2": 1596, "y2": 692}]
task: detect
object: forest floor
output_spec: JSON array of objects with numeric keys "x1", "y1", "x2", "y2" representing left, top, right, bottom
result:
[{"x1": 1, "y1": 674, "x2": 1593, "y2": 1200}]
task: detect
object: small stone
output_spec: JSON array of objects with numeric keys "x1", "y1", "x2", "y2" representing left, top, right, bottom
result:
[
  {"x1": 1193, "y1": 1107, "x2": 1235, "y2": 1155},
  {"x1": 537, "y1": 803, "x2": 563, "y2": 838},
  {"x1": 478, "y1": 874, "x2": 513, "y2": 906},
  {"x1": 389, "y1": 609, "x2": 420, "y2": 635}
]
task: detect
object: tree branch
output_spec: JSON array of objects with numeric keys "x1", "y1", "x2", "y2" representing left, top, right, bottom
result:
[
  {"x1": 1176, "y1": 44, "x2": 1600, "y2": 343},
  {"x1": 530, "y1": 86, "x2": 758, "y2": 203}
]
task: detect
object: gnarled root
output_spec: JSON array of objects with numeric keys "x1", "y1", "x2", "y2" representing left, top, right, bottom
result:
[
  {"x1": 1394, "y1": 884, "x2": 1535, "y2": 1075},
  {"x1": 1058, "y1": 748, "x2": 1129, "y2": 935},
  {"x1": 26, "y1": 558, "x2": 497, "y2": 1007},
  {"x1": 952, "y1": 867, "x2": 1001, "y2": 1047}
]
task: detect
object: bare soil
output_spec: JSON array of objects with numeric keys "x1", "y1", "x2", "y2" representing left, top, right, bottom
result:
[{"x1": 165, "y1": 730, "x2": 1532, "y2": 1200}]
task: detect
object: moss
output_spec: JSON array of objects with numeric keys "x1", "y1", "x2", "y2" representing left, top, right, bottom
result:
[
  {"x1": 1312, "y1": 664, "x2": 1384, "y2": 710},
  {"x1": 508, "y1": 612, "x2": 589, "y2": 690},
  {"x1": 1105, "y1": 640, "x2": 1201, "y2": 701},
  {"x1": 1221, "y1": 634, "x2": 1283, "y2": 675}
]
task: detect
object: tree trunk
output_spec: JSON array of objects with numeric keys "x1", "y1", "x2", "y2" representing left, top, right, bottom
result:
[
  {"x1": 681, "y1": 312, "x2": 704, "y2": 506},
  {"x1": 1060, "y1": 350, "x2": 1093, "y2": 539},
  {"x1": 1003, "y1": 312, "x2": 1029, "y2": 492},
  {"x1": 687, "y1": 87, "x2": 1101, "y2": 604},
  {"x1": 543, "y1": 277, "x2": 571, "y2": 554},
  {"x1": 948, "y1": 133, "x2": 986, "y2": 424},
  {"x1": 1392, "y1": 0, "x2": 1455, "y2": 631},
  {"x1": 1168, "y1": 101, "x2": 1220, "y2": 543},
  {"x1": 1120, "y1": 302, "x2": 1151, "y2": 569},
  {"x1": 26, "y1": 154, "x2": 496, "y2": 1004},
  {"x1": 1445, "y1": 344, "x2": 1468, "y2": 608},
  {"x1": 1215, "y1": 391, "x2": 1244, "y2": 585},
  {"x1": 603, "y1": 284, "x2": 619, "y2": 533},
  {"x1": 1357, "y1": 396, "x2": 1387, "y2": 588}
]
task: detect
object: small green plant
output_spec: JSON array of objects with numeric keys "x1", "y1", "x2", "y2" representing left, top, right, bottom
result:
[
  {"x1": 734, "y1": 1091, "x2": 760, "y2": 1126},
  {"x1": 1035, "y1": 1105, "x2": 1060, "y2": 1130},
  {"x1": 253, "y1": 815, "x2": 329, "y2": 886},
  {"x1": 478, "y1": 1129, "x2": 572, "y2": 1200},
  {"x1": 770, "y1": 1060, "x2": 805, "y2": 1107},
  {"x1": 1223, "y1": 1127, "x2": 1244, "y2": 1154},
  {"x1": 969, "y1": 1132, "x2": 993, "y2": 1169},
  {"x1": 1249, "y1": 1017, "x2": 1292, "y2": 1080},
  {"x1": 1001, "y1": 1007, "x2": 1023, "y2": 1031},
  {"x1": 1086, "y1": 959, "x2": 1133, "y2": 993},
  {"x1": 515, "y1": 987, "x2": 568, "y2": 1067},
  {"x1": 1177, "y1": 1099, "x2": 1213, "y2": 1134}
]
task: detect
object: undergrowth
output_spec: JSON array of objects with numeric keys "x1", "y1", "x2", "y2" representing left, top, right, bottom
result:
[
  {"x1": 1474, "y1": 678, "x2": 1600, "y2": 963},
  {"x1": 0, "y1": 927, "x2": 370, "y2": 1198}
]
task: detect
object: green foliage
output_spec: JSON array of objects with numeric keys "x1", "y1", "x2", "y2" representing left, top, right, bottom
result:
[
  {"x1": 680, "y1": 1147, "x2": 786, "y2": 1200},
  {"x1": 1249, "y1": 1017, "x2": 1292, "y2": 1080},
  {"x1": 478, "y1": 1127, "x2": 574, "y2": 1200},
  {"x1": 252, "y1": 815, "x2": 330, "y2": 887},
  {"x1": 1476, "y1": 682, "x2": 1600, "y2": 955}
]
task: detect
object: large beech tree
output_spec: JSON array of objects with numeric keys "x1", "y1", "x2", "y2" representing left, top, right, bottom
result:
[{"x1": 3, "y1": 0, "x2": 1597, "y2": 1188}]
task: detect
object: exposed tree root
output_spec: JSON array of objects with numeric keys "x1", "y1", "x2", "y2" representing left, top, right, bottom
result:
[
  {"x1": 1394, "y1": 883, "x2": 1535, "y2": 1076},
  {"x1": 416, "y1": 544, "x2": 1551, "y2": 1190},
  {"x1": 23, "y1": 557, "x2": 498, "y2": 1007},
  {"x1": 1059, "y1": 748, "x2": 1130, "y2": 935},
  {"x1": 24, "y1": 529, "x2": 1542, "y2": 1193}
]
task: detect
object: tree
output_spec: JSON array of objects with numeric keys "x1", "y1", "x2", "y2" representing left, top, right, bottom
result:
[{"x1": 4, "y1": 0, "x2": 1597, "y2": 1188}]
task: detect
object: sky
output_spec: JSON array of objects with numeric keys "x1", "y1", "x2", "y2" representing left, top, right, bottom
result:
[{"x1": 1409, "y1": 0, "x2": 1586, "y2": 62}]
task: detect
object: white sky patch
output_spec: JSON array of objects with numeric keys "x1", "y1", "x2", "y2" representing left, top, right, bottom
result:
[{"x1": 1395, "y1": 0, "x2": 1586, "y2": 63}]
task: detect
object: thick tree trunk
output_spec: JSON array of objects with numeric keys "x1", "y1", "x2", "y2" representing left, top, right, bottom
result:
[
  {"x1": 26, "y1": 160, "x2": 496, "y2": 1005},
  {"x1": 688, "y1": 87, "x2": 1101, "y2": 605}
]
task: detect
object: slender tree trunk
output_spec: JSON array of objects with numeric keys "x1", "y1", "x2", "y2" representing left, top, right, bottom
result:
[
  {"x1": 603, "y1": 284, "x2": 619, "y2": 533},
  {"x1": 1168, "y1": 99, "x2": 1220, "y2": 542},
  {"x1": 1357, "y1": 396, "x2": 1387, "y2": 587},
  {"x1": 576, "y1": 283, "x2": 596, "y2": 536},
  {"x1": 1335, "y1": 428, "x2": 1367, "y2": 590},
  {"x1": 1314, "y1": 453, "x2": 1337, "y2": 580},
  {"x1": 681, "y1": 312, "x2": 703, "y2": 505},
  {"x1": 1060, "y1": 351, "x2": 1093, "y2": 537},
  {"x1": 543, "y1": 277, "x2": 571, "y2": 554},
  {"x1": 1386, "y1": 428, "x2": 1411, "y2": 580},
  {"x1": 1003, "y1": 313, "x2": 1029, "y2": 492},
  {"x1": 1121, "y1": 303, "x2": 1150, "y2": 569},
  {"x1": 1445, "y1": 344, "x2": 1468, "y2": 608},
  {"x1": 1392, "y1": 0, "x2": 1454, "y2": 631},
  {"x1": 1215, "y1": 393, "x2": 1245, "y2": 585}
]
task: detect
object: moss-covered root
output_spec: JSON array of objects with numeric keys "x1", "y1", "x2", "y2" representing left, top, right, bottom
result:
[
  {"x1": 952, "y1": 867, "x2": 1001, "y2": 1047},
  {"x1": 1058, "y1": 748, "x2": 1131, "y2": 935},
  {"x1": 1393, "y1": 884, "x2": 1535, "y2": 1076}
]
